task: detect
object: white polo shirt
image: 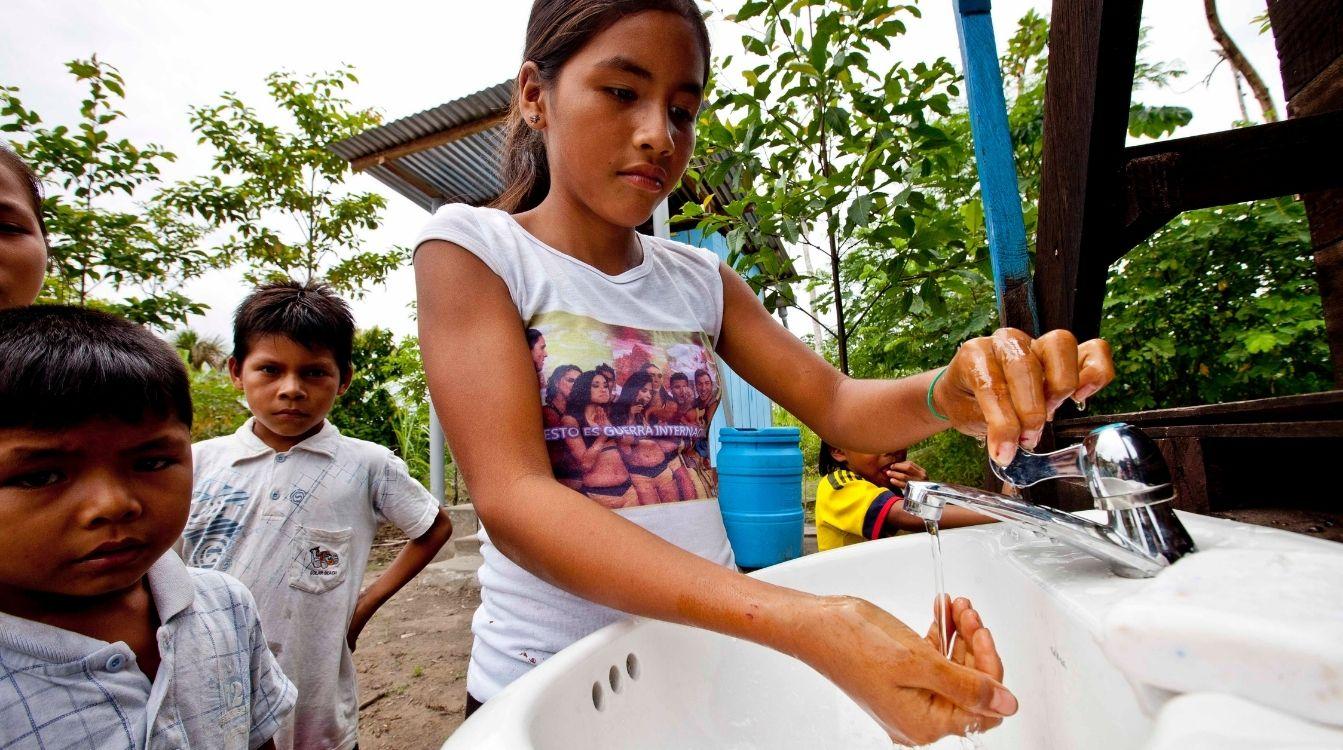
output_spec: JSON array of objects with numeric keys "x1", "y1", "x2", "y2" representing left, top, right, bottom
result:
[
  {"x1": 0, "y1": 552, "x2": 296, "y2": 749},
  {"x1": 183, "y1": 419, "x2": 438, "y2": 750}
]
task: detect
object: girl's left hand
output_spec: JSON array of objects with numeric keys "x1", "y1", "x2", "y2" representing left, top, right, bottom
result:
[{"x1": 932, "y1": 328, "x2": 1115, "y2": 465}]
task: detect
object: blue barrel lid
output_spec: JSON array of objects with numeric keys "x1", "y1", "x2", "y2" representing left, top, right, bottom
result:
[{"x1": 719, "y1": 426, "x2": 801, "y2": 444}]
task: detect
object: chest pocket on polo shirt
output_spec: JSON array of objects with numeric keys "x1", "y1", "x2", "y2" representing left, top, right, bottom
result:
[{"x1": 289, "y1": 525, "x2": 352, "y2": 594}]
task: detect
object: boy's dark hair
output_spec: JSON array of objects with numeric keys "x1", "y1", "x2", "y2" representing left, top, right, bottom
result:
[
  {"x1": 0, "y1": 141, "x2": 47, "y2": 237},
  {"x1": 0, "y1": 305, "x2": 192, "y2": 430},
  {"x1": 669, "y1": 372, "x2": 690, "y2": 385},
  {"x1": 818, "y1": 440, "x2": 843, "y2": 476},
  {"x1": 232, "y1": 280, "x2": 355, "y2": 380}
]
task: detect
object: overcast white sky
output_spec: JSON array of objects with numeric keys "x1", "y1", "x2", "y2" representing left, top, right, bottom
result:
[{"x1": 1, "y1": 1, "x2": 1282, "y2": 341}]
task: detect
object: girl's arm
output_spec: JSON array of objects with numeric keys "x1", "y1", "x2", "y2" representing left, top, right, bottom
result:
[
  {"x1": 715, "y1": 265, "x2": 1114, "y2": 466},
  {"x1": 415, "y1": 241, "x2": 1014, "y2": 744}
]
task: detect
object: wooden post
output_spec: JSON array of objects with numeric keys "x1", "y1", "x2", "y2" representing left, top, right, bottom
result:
[{"x1": 1033, "y1": 0, "x2": 1144, "y2": 340}]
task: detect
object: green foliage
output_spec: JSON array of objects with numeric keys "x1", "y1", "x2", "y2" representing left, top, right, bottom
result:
[
  {"x1": 710, "y1": 7, "x2": 1323, "y2": 481},
  {"x1": 2, "y1": 56, "x2": 218, "y2": 328},
  {"x1": 161, "y1": 67, "x2": 403, "y2": 295},
  {"x1": 329, "y1": 328, "x2": 404, "y2": 450},
  {"x1": 392, "y1": 400, "x2": 432, "y2": 488},
  {"x1": 327, "y1": 329, "x2": 433, "y2": 487},
  {"x1": 174, "y1": 328, "x2": 228, "y2": 371},
  {"x1": 1094, "y1": 198, "x2": 1331, "y2": 411},
  {"x1": 772, "y1": 404, "x2": 821, "y2": 476},
  {"x1": 681, "y1": 0, "x2": 974, "y2": 373},
  {"x1": 908, "y1": 430, "x2": 985, "y2": 487},
  {"x1": 188, "y1": 363, "x2": 249, "y2": 441}
]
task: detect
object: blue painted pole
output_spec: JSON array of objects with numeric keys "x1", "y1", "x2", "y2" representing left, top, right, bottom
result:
[{"x1": 953, "y1": 0, "x2": 1039, "y2": 334}]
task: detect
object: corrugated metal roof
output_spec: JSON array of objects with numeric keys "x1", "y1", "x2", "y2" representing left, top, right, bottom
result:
[{"x1": 330, "y1": 81, "x2": 514, "y2": 210}]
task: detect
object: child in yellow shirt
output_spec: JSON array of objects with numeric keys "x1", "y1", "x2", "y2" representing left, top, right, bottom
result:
[{"x1": 816, "y1": 443, "x2": 993, "y2": 551}]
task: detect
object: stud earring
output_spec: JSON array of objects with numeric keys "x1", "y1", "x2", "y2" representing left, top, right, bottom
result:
[{"x1": 528, "y1": 114, "x2": 541, "y2": 125}]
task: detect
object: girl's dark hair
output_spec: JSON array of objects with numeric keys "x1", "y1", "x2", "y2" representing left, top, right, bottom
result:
[
  {"x1": 546, "y1": 363, "x2": 582, "y2": 403},
  {"x1": 0, "y1": 305, "x2": 192, "y2": 430},
  {"x1": 818, "y1": 441, "x2": 844, "y2": 476},
  {"x1": 232, "y1": 279, "x2": 356, "y2": 381},
  {"x1": 0, "y1": 141, "x2": 47, "y2": 237},
  {"x1": 610, "y1": 369, "x2": 655, "y2": 425},
  {"x1": 493, "y1": 0, "x2": 712, "y2": 213},
  {"x1": 527, "y1": 327, "x2": 544, "y2": 349}
]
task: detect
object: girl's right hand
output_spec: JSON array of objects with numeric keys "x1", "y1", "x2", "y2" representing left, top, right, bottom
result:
[{"x1": 796, "y1": 595, "x2": 1016, "y2": 745}]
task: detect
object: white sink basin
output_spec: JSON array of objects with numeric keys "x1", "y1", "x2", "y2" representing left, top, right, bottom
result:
[{"x1": 442, "y1": 512, "x2": 1343, "y2": 749}]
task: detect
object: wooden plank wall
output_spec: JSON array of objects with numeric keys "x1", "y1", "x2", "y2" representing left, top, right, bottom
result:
[{"x1": 1268, "y1": 0, "x2": 1343, "y2": 385}]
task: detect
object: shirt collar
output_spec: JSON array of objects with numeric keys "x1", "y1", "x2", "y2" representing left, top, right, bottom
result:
[
  {"x1": 231, "y1": 417, "x2": 341, "y2": 461},
  {"x1": 146, "y1": 551, "x2": 197, "y2": 623}
]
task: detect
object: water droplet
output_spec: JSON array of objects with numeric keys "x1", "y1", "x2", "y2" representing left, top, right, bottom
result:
[{"x1": 1072, "y1": 397, "x2": 1087, "y2": 412}]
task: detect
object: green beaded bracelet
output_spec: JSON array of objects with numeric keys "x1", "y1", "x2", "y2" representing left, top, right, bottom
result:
[{"x1": 927, "y1": 367, "x2": 950, "y2": 421}]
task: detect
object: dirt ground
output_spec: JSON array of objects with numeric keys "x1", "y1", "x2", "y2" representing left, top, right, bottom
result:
[{"x1": 354, "y1": 542, "x2": 480, "y2": 749}]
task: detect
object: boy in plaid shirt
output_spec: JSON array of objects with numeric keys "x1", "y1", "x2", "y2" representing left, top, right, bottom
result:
[{"x1": 0, "y1": 306, "x2": 295, "y2": 749}]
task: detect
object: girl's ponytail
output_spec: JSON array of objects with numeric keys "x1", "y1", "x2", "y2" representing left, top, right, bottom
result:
[
  {"x1": 494, "y1": 101, "x2": 551, "y2": 213},
  {"x1": 492, "y1": 0, "x2": 711, "y2": 214}
]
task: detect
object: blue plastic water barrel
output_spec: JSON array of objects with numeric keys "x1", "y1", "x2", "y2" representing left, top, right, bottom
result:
[{"x1": 716, "y1": 427, "x2": 804, "y2": 568}]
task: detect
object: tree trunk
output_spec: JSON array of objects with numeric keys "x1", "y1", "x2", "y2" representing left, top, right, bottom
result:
[
  {"x1": 827, "y1": 218, "x2": 849, "y2": 375},
  {"x1": 1203, "y1": 0, "x2": 1279, "y2": 122}
]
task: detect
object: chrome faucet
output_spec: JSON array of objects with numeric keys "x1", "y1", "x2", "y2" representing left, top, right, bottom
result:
[{"x1": 903, "y1": 423, "x2": 1196, "y2": 578}]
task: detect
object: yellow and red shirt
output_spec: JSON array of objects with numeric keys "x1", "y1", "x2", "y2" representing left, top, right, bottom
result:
[{"x1": 815, "y1": 470, "x2": 904, "y2": 551}]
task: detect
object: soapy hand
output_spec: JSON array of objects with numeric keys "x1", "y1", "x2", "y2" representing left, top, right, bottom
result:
[
  {"x1": 800, "y1": 595, "x2": 1016, "y2": 745},
  {"x1": 933, "y1": 328, "x2": 1114, "y2": 465},
  {"x1": 931, "y1": 595, "x2": 1002, "y2": 683}
]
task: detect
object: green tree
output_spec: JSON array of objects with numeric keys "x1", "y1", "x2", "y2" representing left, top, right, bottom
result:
[
  {"x1": 1095, "y1": 198, "x2": 1331, "y2": 412},
  {"x1": 329, "y1": 328, "x2": 402, "y2": 450},
  {"x1": 1, "y1": 56, "x2": 216, "y2": 327},
  {"x1": 162, "y1": 67, "x2": 402, "y2": 295},
  {"x1": 842, "y1": 12, "x2": 1194, "y2": 384},
  {"x1": 188, "y1": 364, "x2": 250, "y2": 441},
  {"x1": 679, "y1": 0, "x2": 968, "y2": 374},
  {"x1": 173, "y1": 328, "x2": 228, "y2": 371}
]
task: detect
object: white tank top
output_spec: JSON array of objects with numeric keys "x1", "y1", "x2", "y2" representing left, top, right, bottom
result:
[{"x1": 415, "y1": 204, "x2": 736, "y2": 700}]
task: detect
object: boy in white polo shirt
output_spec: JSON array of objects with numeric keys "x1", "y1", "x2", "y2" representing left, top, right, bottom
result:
[
  {"x1": 181, "y1": 280, "x2": 453, "y2": 750},
  {"x1": 0, "y1": 306, "x2": 296, "y2": 749}
]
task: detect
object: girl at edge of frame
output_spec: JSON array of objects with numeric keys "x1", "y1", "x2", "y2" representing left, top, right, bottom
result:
[
  {"x1": 0, "y1": 142, "x2": 49, "y2": 310},
  {"x1": 413, "y1": 1, "x2": 1114, "y2": 744}
]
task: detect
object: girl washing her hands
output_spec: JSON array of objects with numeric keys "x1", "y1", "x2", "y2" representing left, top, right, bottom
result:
[{"x1": 413, "y1": 0, "x2": 1114, "y2": 743}]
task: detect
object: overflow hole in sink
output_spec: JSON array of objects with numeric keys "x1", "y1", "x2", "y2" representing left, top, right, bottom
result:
[
  {"x1": 608, "y1": 664, "x2": 623, "y2": 693},
  {"x1": 591, "y1": 681, "x2": 604, "y2": 711},
  {"x1": 625, "y1": 652, "x2": 641, "y2": 680}
]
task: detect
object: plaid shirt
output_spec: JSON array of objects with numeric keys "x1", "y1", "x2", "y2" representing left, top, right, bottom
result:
[{"x1": 0, "y1": 553, "x2": 295, "y2": 749}]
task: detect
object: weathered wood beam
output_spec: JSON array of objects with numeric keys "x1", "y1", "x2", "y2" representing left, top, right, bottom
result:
[
  {"x1": 1266, "y1": 0, "x2": 1343, "y2": 102},
  {"x1": 1052, "y1": 389, "x2": 1343, "y2": 435},
  {"x1": 380, "y1": 160, "x2": 449, "y2": 205},
  {"x1": 1315, "y1": 239, "x2": 1343, "y2": 387},
  {"x1": 1116, "y1": 111, "x2": 1343, "y2": 258},
  {"x1": 351, "y1": 113, "x2": 507, "y2": 173},
  {"x1": 1033, "y1": 0, "x2": 1144, "y2": 341}
]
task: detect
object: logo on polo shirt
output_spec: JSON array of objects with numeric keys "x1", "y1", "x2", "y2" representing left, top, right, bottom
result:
[{"x1": 306, "y1": 546, "x2": 341, "y2": 575}]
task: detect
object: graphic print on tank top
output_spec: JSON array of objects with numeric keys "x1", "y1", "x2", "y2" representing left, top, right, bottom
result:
[{"x1": 531, "y1": 310, "x2": 722, "y2": 509}]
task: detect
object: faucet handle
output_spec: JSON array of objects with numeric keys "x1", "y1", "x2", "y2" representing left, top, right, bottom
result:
[
  {"x1": 990, "y1": 442, "x2": 1087, "y2": 488},
  {"x1": 992, "y1": 423, "x2": 1175, "y2": 510}
]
